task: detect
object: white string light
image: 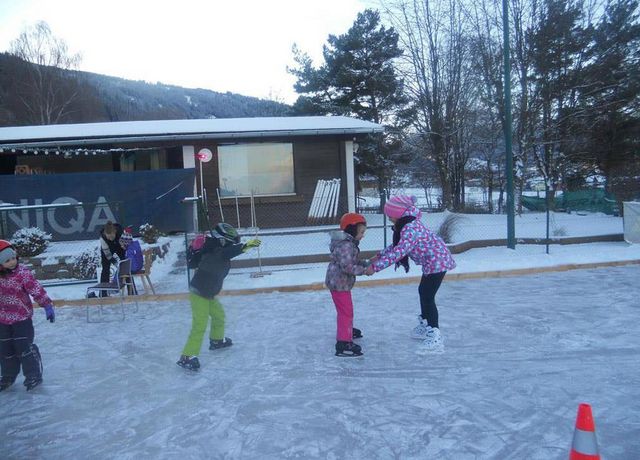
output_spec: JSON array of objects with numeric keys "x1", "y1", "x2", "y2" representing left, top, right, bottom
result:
[{"x1": 0, "y1": 146, "x2": 166, "y2": 157}]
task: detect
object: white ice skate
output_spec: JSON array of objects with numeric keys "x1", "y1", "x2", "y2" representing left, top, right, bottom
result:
[
  {"x1": 416, "y1": 327, "x2": 444, "y2": 355},
  {"x1": 410, "y1": 316, "x2": 431, "y2": 340}
]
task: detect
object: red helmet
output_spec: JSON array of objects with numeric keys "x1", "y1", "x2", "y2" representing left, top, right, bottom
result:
[
  {"x1": 339, "y1": 213, "x2": 367, "y2": 231},
  {"x1": 0, "y1": 239, "x2": 13, "y2": 251}
]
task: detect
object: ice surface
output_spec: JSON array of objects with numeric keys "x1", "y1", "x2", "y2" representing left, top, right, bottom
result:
[{"x1": 2, "y1": 264, "x2": 639, "y2": 459}]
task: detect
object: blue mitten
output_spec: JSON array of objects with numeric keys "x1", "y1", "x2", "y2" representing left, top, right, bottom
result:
[{"x1": 44, "y1": 305, "x2": 55, "y2": 323}]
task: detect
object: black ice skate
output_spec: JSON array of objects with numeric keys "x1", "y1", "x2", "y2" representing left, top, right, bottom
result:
[
  {"x1": 352, "y1": 328, "x2": 363, "y2": 339},
  {"x1": 176, "y1": 355, "x2": 200, "y2": 371},
  {"x1": 209, "y1": 337, "x2": 233, "y2": 350},
  {"x1": 0, "y1": 377, "x2": 16, "y2": 392},
  {"x1": 24, "y1": 377, "x2": 43, "y2": 391},
  {"x1": 22, "y1": 344, "x2": 43, "y2": 391},
  {"x1": 335, "y1": 341, "x2": 363, "y2": 357}
]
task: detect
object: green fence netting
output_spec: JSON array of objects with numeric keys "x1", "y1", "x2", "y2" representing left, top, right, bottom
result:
[{"x1": 522, "y1": 189, "x2": 619, "y2": 215}]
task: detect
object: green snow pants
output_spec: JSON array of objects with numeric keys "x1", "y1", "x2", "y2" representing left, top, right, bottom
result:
[{"x1": 182, "y1": 293, "x2": 226, "y2": 356}]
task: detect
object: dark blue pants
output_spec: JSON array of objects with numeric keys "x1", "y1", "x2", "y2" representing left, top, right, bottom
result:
[
  {"x1": 0, "y1": 319, "x2": 42, "y2": 384},
  {"x1": 418, "y1": 272, "x2": 446, "y2": 328}
]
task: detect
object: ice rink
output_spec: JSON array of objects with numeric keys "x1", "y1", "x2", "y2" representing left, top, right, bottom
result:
[{"x1": 2, "y1": 264, "x2": 639, "y2": 459}]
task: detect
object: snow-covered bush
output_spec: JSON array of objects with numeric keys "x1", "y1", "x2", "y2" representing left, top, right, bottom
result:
[
  {"x1": 139, "y1": 223, "x2": 162, "y2": 244},
  {"x1": 552, "y1": 226, "x2": 567, "y2": 237},
  {"x1": 71, "y1": 247, "x2": 100, "y2": 280},
  {"x1": 10, "y1": 227, "x2": 52, "y2": 257}
]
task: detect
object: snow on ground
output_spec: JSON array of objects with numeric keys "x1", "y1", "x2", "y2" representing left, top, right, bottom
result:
[
  {"x1": 40, "y1": 210, "x2": 634, "y2": 301},
  {"x1": 44, "y1": 240, "x2": 640, "y2": 301},
  {"x1": 33, "y1": 211, "x2": 626, "y2": 270},
  {"x1": 2, "y1": 263, "x2": 639, "y2": 459}
]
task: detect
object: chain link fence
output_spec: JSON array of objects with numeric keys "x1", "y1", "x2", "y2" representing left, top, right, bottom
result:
[{"x1": 1, "y1": 188, "x2": 625, "y2": 286}]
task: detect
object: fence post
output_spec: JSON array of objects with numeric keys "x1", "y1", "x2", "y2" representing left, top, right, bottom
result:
[{"x1": 380, "y1": 189, "x2": 388, "y2": 248}]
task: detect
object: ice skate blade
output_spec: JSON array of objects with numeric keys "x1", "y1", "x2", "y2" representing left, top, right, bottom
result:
[
  {"x1": 176, "y1": 361, "x2": 200, "y2": 372},
  {"x1": 335, "y1": 352, "x2": 364, "y2": 358},
  {"x1": 25, "y1": 379, "x2": 43, "y2": 391},
  {"x1": 176, "y1": 364, "x2": 199, "y2": 372},
  {"x1": 209, "y1": 341, "x2": 233, "y2": 350}
]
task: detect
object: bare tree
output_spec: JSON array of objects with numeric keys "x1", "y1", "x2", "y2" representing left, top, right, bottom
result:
[
  {"x1": 465, "y1": 0, "x2": 538, "y2": 214},
  {"x1": 381, "y1": 0, "x2": 476, "y2": 210},
  {"x1": 9, "y1": 21, "x2": 82, "y2": 125}
]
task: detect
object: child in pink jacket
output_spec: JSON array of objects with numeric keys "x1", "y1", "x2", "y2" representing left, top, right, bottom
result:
[
  {"x1": 0, "y1": 240, "x2": 55, "y2": 391},
  {"x1": 366, "y1": 195, "x2": 455, "y2": 354}
]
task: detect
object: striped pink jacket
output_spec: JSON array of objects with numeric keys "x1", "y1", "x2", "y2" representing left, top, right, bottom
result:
[
  {"x1": 371, "y1": 207, "x2": 456, "y2": 275},
  {"x1": 0, "y1": 265, "x2": 52, "y2": 325}
]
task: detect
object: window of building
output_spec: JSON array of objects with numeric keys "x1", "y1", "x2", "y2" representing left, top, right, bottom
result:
[{"x1": 217, "y1": 143, "x2": 295, "y2": 197}]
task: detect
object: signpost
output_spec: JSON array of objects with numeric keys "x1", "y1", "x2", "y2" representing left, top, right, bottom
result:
[{"x1": 194, "y1": 148, "x2": 212, "y2": 233}]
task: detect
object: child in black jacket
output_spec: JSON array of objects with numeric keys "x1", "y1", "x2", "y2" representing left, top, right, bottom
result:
[{"x1": 177, "y1": 223, "x2": 260, "y2": 371}]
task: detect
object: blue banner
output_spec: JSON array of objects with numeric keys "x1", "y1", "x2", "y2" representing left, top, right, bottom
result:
[{"x1": 1, "y1": 169, "x2": 195, "y2": 240}]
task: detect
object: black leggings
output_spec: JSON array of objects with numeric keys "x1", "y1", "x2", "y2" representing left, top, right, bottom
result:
[
  {"x1": 418, "y1": 272, "x2": 446, "y2": 328},
  {"x1": 0, "y1": 318, "x2": 42, "y2": 382}
]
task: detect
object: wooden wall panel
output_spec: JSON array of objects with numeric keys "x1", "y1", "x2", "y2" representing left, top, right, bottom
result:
[{"x1": 196, "y1": 137, "x2": 350, "y2": 229}]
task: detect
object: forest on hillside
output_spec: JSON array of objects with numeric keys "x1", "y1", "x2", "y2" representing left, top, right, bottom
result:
[{"x1": 0, "y1": 52, "x2": 291, "y2": 127}]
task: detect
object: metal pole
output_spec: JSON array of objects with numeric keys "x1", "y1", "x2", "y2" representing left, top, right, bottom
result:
[
  {"x1": 216, "y1": 188, "x2": 224, "y2": 223},
  {"x1": 185, "y1": 232, "x2": 191, "y2": 288},
  {"x1": 503, "y1": 0, "x2": 516, "y2": 249},
  {"x1": 381, "y1": 189, "x2": 388, "y2": 248},
  {"x1": 545, "y1": 180, "x2": 550, "y2": 254},
  {"x1": 235, "y1": 194, "x2": 240, "y2": 228},
  {"x1": 199, "y1": 159, "x2": 204, "y2": 208}
]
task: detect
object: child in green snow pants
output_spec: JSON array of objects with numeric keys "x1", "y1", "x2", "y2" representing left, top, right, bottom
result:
[{"x1": 182, "y1": 293, "x2": 226, "y2": 357}]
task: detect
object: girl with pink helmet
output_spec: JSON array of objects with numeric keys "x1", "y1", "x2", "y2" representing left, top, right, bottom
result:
[{"x1": 366, "y1": 195, "x2": 455, "y2": 354}]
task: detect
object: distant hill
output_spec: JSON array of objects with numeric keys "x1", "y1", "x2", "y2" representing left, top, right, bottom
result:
[{"x1": 0, "y1": 53, "x2": 292, "y2": 127}]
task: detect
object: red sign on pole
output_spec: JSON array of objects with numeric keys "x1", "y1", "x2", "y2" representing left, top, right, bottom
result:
[{"x1": 196, "y1": 148, "x2": 212, "y2": 162}]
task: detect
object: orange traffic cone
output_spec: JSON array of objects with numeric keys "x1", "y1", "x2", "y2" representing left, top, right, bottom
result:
[{"x1": 569, "y1": 403, "x2": 600, "y2": 460}]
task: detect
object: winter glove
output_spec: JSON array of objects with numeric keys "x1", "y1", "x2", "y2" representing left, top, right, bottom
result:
[
  {"x1": 44, "y1": 304, "x2": 55, "y2": 323},
  {"x1": 242, "y1": 239, "x2": 261, "y2": 252}
]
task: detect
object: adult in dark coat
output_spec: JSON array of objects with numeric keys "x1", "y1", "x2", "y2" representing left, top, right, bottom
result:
[{"x1": 99, "y1": 221, "x2": 125, "y2": 285}]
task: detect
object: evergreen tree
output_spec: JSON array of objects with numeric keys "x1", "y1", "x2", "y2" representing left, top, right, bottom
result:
[
  {"x1": 529, "y1": 0, "x2": 591, "y2": 198},
  {"x1": 289, "y1": 9, "x2": 409, "y2": 192},
  {"x1": 580, "y1": 0, "x2": 640, "y2": 201}
]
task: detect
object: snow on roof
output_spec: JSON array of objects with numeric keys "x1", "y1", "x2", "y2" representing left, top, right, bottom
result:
[{"x1": 0, "y1": 116, "x2": 384, "y2": 148}]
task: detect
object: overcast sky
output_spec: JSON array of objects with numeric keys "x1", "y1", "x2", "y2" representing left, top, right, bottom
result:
[{"x1": 0, "y1": 0, "x2": 370, "y2": 104}]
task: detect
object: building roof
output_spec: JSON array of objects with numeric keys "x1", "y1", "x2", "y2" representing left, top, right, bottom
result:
[{"x1": 0, "y1": 116, "x2": 384, "y2": 149}]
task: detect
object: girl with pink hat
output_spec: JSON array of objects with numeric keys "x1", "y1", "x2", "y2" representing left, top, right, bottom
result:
[{"x1": 365, "y1": 195, "x2": 455, "y2": 354}]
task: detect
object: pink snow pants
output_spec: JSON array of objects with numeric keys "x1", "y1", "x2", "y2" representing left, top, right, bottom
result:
[{"x1": 331, "y1": 290, "x2": 354, "y2": 342}]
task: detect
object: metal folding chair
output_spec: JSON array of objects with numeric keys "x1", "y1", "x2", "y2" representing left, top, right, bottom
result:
[{"x1": 85, "y1": 258, "x2": 139, "y2": 322}]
